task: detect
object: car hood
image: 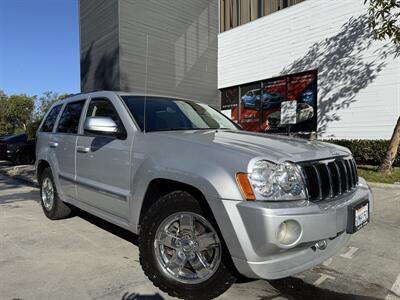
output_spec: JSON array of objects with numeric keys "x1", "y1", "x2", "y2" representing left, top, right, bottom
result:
[{"x1": 150, "y1": 130, "x2": 351, "y2": 163}]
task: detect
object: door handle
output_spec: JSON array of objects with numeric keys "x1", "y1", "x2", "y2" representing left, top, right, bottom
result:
[
  {"x1": 77, "y1": 146, "x2": 90, "y2": 153},
  {"x1": 49, "y1": 141, "x2": 59, "y2": 148}
]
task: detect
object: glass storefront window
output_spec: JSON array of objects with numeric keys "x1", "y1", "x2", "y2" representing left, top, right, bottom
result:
[
  {"x1": 220, "y1": 70, "x2": 317, "y2": 134},
  {"x1": 240, "y1": 0, "x2": 260, "y2": 25},
  {"x1": 220, "y1": 0, "x2": 305, "y2": 32},
  {"x1": 220, "y1": 0, "x2": 238, "y2": 32}
]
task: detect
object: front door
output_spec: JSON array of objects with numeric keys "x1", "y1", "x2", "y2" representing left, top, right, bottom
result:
[{"x1": 75, "y1": 97, "x2": 131, "y2": 220}]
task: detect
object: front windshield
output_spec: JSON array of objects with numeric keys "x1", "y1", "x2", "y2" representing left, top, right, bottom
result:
[{"x1": 121, "y1": 96, "x2": 240, "y2": 132}]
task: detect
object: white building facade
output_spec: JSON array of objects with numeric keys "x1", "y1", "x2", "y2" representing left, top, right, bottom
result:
[{"x1": 218, "y1": 0, "x2": 400, "y2": 139}]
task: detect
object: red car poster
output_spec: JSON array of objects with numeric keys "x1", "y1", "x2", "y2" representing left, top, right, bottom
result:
[
  {"x1": 221, "y1": 87, "x2": 239, "y2": 123},
  {"x1": 220, "y1": 70, "x2": 317, "y2": 134},
  {"x1": 239, "y1": 82, "x2": 261, "y2": 131}
]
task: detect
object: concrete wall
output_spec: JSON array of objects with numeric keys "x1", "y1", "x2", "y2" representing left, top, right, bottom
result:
[
  {"x1": 119, "y1": 0, "x2": 219, "y2": 106},
  {"x1": 80, "y1": 0, "x2": 120, "y2": 92},
  {"x1": 79, "y1": 0, "x2": 219, "y2": 107},
  {"x1": 218, "y1": 0, "x2": 400, "y2": 139}
]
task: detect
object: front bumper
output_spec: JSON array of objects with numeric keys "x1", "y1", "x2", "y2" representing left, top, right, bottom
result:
[{"x1": 220, "y1": 177, "x2": 373, "y2": 279}]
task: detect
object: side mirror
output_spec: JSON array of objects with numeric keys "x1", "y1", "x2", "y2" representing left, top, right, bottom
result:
[{"x1": 84, "y1": 117, "x2": 118, "y2": 135}]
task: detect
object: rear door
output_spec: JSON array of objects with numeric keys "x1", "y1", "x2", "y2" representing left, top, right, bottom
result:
[
  {"x1": 51, "y1": 100, "x2": 86, "y2": 201},
  {"x1": 36, "y1": 103, "x2": 63, "y2": 170},
  {"x1": 75, "y1": 96, "x2": 132, "y2": 220}
]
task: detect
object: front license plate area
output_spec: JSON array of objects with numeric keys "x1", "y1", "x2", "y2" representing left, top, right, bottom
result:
[{"x1": 347, "y1": 200, "x2": 369, "y2": 234}]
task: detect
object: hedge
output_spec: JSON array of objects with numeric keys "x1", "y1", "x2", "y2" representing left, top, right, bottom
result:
[{"x1": 325, "y1": 139, "x2": 400, "y2": 167}]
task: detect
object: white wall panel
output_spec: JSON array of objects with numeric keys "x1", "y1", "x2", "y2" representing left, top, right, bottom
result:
[{"x1": 218, "y1": 0, "x2": 400, "y2": 139}]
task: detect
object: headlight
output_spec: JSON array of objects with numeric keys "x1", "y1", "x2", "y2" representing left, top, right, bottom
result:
[{"x1": 247, "y1": 160, "x2": 307, "y2": 201}]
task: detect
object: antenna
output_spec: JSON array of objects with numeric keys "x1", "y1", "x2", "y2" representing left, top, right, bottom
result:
[{"x1": 143, "y1": 33, "x2": 149, "y2": 133}]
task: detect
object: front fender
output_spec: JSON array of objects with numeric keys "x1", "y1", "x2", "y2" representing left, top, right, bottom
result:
[{"x1": 129, "y1": 155, "x2": 245, "y2": 230}]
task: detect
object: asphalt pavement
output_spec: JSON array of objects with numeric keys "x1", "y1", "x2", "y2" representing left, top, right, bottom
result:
[{"x1": 0, "y1": 172, "x2": 399, "y2": 300}]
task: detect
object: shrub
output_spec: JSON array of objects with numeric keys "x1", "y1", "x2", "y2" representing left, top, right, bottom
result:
[{"x1": 325, "y1": 139, "x2": 400, "y2": 167}]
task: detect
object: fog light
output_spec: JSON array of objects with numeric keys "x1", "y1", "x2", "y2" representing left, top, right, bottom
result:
[{"x1": 276, "y1": 220, "x2": 302, "y2": 246}]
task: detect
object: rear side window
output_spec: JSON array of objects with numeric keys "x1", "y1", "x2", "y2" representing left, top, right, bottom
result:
[
  {"x1": 41, "y1": 105, "x2": 62, "y2": 132},
  {"x1": 56, "y1": 101, "x2": 85, "y2": 134}
]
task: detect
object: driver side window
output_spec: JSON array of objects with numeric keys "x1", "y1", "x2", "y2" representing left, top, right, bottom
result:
[{"x1": 85, "y1": 98, "x2": 127, "y2": 139}]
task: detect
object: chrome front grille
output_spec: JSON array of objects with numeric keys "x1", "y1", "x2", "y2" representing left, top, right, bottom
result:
[{"x1": 299, "y1": 157, "x2": 358, "y2": 202}]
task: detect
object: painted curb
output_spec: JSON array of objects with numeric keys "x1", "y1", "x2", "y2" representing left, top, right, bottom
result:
[{"x1": 367, "y1": 181, "x2": 400, "y2": 189}]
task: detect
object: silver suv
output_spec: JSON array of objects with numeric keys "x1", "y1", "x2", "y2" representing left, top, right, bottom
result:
[{"x1": 36, "y1": 91, "x2": 373, "y2": 300}]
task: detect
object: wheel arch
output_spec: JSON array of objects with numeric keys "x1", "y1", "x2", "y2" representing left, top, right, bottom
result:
[
  {"x1": 138, "y1": 178, "x2": 212, "y2": 227},
  {"x1": 36, "y1": 159, "x2": 50, "y2": 184}
]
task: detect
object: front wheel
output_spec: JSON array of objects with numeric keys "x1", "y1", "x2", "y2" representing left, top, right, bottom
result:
[{"x1": 139, "y1": 191, "x2": 236, "y2": 300}]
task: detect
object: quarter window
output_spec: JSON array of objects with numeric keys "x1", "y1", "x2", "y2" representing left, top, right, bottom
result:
[
  {"x1": 56, "y1": 101, "x2": 85, "y2": 134},
  {"x1": 40, "y1": 105, "x2": 62, "y2": 132}
]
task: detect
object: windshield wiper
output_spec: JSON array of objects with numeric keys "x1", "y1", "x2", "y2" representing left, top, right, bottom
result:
[
  {"x1": 152, "y1": 128, "x2": 195, "y2": 132},
  {"x1": 151, "y1": 127, "x2": 235, "y2": 132}
]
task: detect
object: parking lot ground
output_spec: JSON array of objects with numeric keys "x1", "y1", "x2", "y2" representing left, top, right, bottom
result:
[{"x1": 0, "y1": 172, "x2": 399, "y2": 300}]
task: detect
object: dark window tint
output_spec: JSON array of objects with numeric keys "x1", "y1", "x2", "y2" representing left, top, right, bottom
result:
[
  {"x1": 121, "y1": 96, "x2": 239, "y2": 132},
  {"x1": 41, "y1": 105, "x2": 62, "y2": 132},
  {"x1": 85, "y1": 98, "x2": 126, "y2": 138},
  {"x1": 57, "y1": 101, "x2": 85, "y2": 134},
  {"x1": 1, "y1": 133, "x2": 27, "y2": 142}
]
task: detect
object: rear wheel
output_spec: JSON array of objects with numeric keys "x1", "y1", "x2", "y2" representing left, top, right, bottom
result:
[
  {"x1": 40, "y1": 168, "x2": 72, "y2": 220},
  {"x1": 139, "y1": 191, "x2": 236, "y2": 300}
]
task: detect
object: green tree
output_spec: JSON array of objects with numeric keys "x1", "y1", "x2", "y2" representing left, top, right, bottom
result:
[
  {"x1": 3, "y1": 94, "x2": 35, "y2": 133},
  {"x1": 365, "y1": 0, "x2": 400, "y2": 174},
  {"x1": 34, "y1": 91, "x2": 69, "y2": 121},
  {"x1": 0, "y1": 91, "x2": 9, "y2": 135},
  {"x1": 26, "y1": 91, "x2": 70, "y2": 138},
  {"x1": 365, "y1": 0, "x2": 400, "y2": 45}
]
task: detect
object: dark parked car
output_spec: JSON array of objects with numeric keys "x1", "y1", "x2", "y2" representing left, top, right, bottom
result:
[
  {"x1": 0, "y1": 134, "x2": 14, "y2": 141},
  {"x1": 0, "y1": 134, "x2": 27, "y2": 159},
  {"x1": 6, "y1": 139, "x2": 36, "y2": 165},
  {"x1": 0, "y1": 133, "x2": 36, "y2": 164}
]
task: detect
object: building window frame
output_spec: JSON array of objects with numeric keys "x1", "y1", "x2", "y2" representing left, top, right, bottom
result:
[{"x1": 219, "y1": 0, "x2": 305, "y2": 33}]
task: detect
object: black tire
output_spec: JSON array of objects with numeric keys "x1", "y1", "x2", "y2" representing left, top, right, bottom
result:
[
  {"x1": 16, "y1": 151, "x2": 33, "y2": 165},
  {"x1": 139, "y1": 191, "x2": 237, "y2": 300},
  {"x1": 39, "y1": 168, "x2": 72, "y2": 220}
]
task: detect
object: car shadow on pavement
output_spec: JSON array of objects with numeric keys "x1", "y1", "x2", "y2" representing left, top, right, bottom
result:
[
  {"x1": 73, "y1": 207, "x2": 139, "y2": 246},
  {"x1": 266, "y1": 277, "x2": 387, "y2": 300},
  {"x1": 0, "y1": 191, "x2": 40, "y2": 204},
  {"x1": 0, "y1": 175, "x2": 39, "y2": 204},
  {"x1": 73, "y1": 210, "x2": 167, "y2": 299},
  {"x1": 0, "y1": 174, "x2": 30, "y2": 189}
]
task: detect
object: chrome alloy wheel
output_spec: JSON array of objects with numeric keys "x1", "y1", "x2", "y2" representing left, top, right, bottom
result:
[
  {"x1": 154, "y1": 212, "x2": 222, "y2": 284},
  {"x1": 41, "y1": 177, "x2": 55, "y2": 211}
]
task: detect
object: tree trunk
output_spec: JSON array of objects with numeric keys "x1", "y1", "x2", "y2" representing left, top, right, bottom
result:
[{"x1": 378, "y1": 116, "x2": 400, "y2": 174}]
